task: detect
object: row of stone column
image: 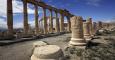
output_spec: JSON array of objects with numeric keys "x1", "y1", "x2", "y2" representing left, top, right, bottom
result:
[
  {"x1": 7, "y1": 0, "x2": 71, "y2": 37},
  {"x1": 69, "y1": 16, "x2": 98, "y2": 46}
]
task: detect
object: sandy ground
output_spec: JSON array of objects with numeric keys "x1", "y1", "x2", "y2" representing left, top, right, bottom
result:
[
  {"x1": 0, "y1": 34, "x2": 71, "y2": 60},
  {"x1": 0, "y1": 33, "x2": 115, "y2": 60}
]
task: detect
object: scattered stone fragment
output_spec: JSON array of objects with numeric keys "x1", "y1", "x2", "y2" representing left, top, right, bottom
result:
[
  {"x1": 31, "y1": 45, "x2": 64, "y2": 60},
  {"x1": 33, "y1": 41, "x2": 48, "y2": 47}
]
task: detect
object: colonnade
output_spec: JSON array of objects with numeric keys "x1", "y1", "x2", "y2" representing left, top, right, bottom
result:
[
  {"x1": 6, "y1": 0, "x2": 113, "y2": 41},
  {"x1": 7, "y1": 0, "x2": 72, "y2": 37}
]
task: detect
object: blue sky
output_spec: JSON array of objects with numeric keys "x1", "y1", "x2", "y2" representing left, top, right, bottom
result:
[
  {"x1": 42, "y1": 0, "x2": 115, "y2": 21},
  {"x1": 0, "y1": 0, "x2": 115, "y2": 28}
]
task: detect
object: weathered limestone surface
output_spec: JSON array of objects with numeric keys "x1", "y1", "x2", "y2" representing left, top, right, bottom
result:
[
  {"x1": 69, "y1": 16, "x2": 86, "y2": 46},
  {"x1": 31, "y1": 45, "x2": 64, "y2": 60},
  {"x1": 83, "y1": 22, "x2": 91, "y2": 41}
]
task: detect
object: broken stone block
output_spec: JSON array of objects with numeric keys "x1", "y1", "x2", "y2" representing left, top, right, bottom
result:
[
  {"x1": 33, "y1": 41, "x2": 48, "y2": 47},
  {"x1": 31, "y1": 45, "x2": 64, "y2": 60}
]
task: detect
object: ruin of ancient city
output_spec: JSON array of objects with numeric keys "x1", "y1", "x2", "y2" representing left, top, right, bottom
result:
[{"x1": 0, "y1": 0, "x2": 115, "y2": 60}]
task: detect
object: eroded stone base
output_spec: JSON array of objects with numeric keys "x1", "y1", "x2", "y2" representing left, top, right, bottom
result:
[{"x1": 69, "y1": 38, "x2": 86, "y2": 46}]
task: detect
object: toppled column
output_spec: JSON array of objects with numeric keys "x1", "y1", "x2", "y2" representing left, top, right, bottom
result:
[
  {"x1": 31, "y1": 45, "x2": 64, "y2": 60},
  {"x1": 69, "y1": 16, "x2": 86, "y2": 46},
  {"x1": 83, "y1": 22, "x2": 92, "y2": 41}
]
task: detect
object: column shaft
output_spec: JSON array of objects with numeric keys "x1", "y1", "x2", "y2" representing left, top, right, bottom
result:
[
  {"x1": 87, "y1": 18, "x2": 93, "y2": 36},
  {"x1": 60, "y1": 14, "x2": 64, "y2": 32},
  {"x1": 43, "y1": 8, "x2": 47, "y2": 34},
  {"x1": 49, "y1": 10, "x2": 53, "y2": 33},
  {"x1": 66, "y1": 16, "x2": 71, "y2": 32},
  {"x1": 92, "y1": 22, "x2": 97, "y2": 35},
  {"x1": 23, "y1": 1, "x2": 29, "y2": 34},
  {"x1": 35, "y1": 5, "x2": 39, "y2": 35},
  {"x1": 83, "y1": 22, "x2": 91, "y2": 41},
  {"x1": 97, "y1": 21, "x2": 102, "y2": 30},
  {"x1": 55, "y1": 12, "x2": 60, "y2": 33},
  {"x1": 83, "y1": 22, "x2": 90, "y2": 36},
  {"x1": 7, "y1": 0, "x2": 13, "y2": 35},
  {"x1": 69, "y1": 16, "x2": 86, "y2": 46}
]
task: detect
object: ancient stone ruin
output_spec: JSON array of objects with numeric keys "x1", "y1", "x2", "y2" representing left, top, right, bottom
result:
[{"x1": 0, "y1": 0, "x2": 115, "y2": 60}]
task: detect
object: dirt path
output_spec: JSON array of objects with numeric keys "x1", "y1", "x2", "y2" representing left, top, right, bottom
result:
[{"x1": 0, "y1": 34, "x2": 71, "y2": 60}]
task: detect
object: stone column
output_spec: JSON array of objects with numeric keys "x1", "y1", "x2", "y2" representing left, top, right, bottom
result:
[
  {"x1": 23, "y1": 0, "x2": 29, "y2": 34},
  {"x1": 60, "y1": 13, "x2": 64, "y2": 32},
  {"x1": 35, "y1": 5, "x2": 39, "y2": 35},
  {"x1": 7, "y1": 0, "x2": 13, "y2": 35},
  {"x1": 87, "y1": 18, "x2": 93, "y2": 36},
  {"x1": 66, "y1": 16, "x2": 71, "y2": 32},
  {"x1": 43, "y1": 8, "x2": 47, "y2": 34},
  {"x1": 69, "y1": 16, "x2": 86, "y2": 46},
  {"x1": 97, "y1": 21, "x2": 102, "y2": 30},
  {"x1": 55, "y1": 11, "x2": 60, "y2": 33},
  {"x1": 83, "y1": 22, "x2": 92, "y2": 41},
  {"x1": 49, "y1": 9, "x2": 53, "y2": 33},
  {"x1": 40, "y1": 20, "x2": 44, "y2": 34},
  {"x1": 92, "y1": 22, "x2": 97, "y2": 35},
  {"x1": 106, "y1": 23, "x2": 110, "y2": 29}
]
